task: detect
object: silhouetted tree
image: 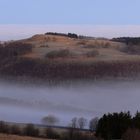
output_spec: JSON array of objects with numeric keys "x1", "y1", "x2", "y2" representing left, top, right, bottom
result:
[
  {"x1": 78, "y1": 117, "x2": 87, "y2": 129},
  {"x1": 0, "y1": 121, "x2": 9, "y2": 134},
  {"x1": 10, "y1": 125, "x2": 21, "y2": 135},
  {"x1": 89, "y1": 117, "x2": 99, "y2": 132},
  {"x1": 23, "y1": 124, "x2": 39, "y2": 137},
  {"x1": 41, "y1": 115, "x2": 59, "y2": 126},
  {"x1": 96, "y1": 112, "x2": 132, "y2": 140}
]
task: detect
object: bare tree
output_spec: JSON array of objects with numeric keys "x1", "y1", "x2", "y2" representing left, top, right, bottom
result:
[
  {"x1": 78, "y1": 117, "x2": 87, "y2": 129},
  {"x1": 89, "y1": 117, "x2": 99, "y2": 132},
  {"x1": 41, "y1": 115, "x2": 59, "y2": 126},
  {"x1": 70, "y1": 117, "x2": 78, "y2": 129}
]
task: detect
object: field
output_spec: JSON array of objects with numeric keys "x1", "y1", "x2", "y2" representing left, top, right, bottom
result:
[{"x1": 0, "y1": 134, "x2": 49, "y2": 140}]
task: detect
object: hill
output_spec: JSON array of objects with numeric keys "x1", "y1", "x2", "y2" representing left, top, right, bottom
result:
[{"x1": 1, "y1": 33, "x2": 140, "y2": 80}]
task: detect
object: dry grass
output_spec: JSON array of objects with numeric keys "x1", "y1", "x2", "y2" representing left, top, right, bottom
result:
[
  {"x1": 20, "y1": 34, "x2": 140, "y2": 62},
  {"x1": 86, "y1": 50, "x2": 99, "y2": 57},
  {"x1": 4, "y1": 34, "x2": 140, "y2": 80},
  {"x1": 0, "y1": 134, "x2": 49, "y2": 140},
  {"x1": 45, "y1": 49, "x2": 72, "y2": 59}
]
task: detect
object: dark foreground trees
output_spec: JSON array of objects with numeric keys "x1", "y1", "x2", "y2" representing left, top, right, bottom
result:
[
  {"x1": 95, "y1": 111, "x2": 140, "y2": 140},
  {"x1": 96, "y1": 112, "x2": 132, "y2": 140}
]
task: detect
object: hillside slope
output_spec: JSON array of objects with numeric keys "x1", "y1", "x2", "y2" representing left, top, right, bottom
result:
[{"x1": 1, "y1": 34, "x2": 140, "y2": 80}]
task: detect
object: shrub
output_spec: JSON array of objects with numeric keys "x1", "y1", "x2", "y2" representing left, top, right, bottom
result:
[
  {"x1": 77, "y1": 40, "x2": 87, "y2": 45},
  {"x1": 86, "y1": 50, "x2": 99, "y2": 57},
  {"x1": 0, "y1": 121, "x2": 10, "y2": 134},
  {"x1": 40, "y1": 44, "x2": 49, "y2": 48},
  {"x1": 68, "y1": 33, "x2": 78, "y2": 39},
  {"x1": 83, "y1": 44, "x2": 97, "y2": 48},
  {"x1": 41, "y1": 115, "x2": 59, "y2": 126},
  {"x1": 44, "y1": 128, "x2": 60, "y2": 139},
  {"x1": 0, "y1": 42, "x2": 32, "y2": 58},
  {"x1": 121, "y1": 45, "x2": 140, "y2": 54},
  {"x1": 46, "y1": 49, "x2": 71, "y2": 59},
  {"x1": 10, "y1": 125, "x2": 21, "y2": 135},
  {"x1": 23, "y1": 124, "x2": 39, "y2": 137}
]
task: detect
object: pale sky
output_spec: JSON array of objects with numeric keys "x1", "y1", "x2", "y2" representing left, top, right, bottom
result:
[
  {"x1": 0, "y1": 0, "x2": 140, "y2": 40},
  {"x1": 0, "y1": 0, "x2": 140, "y2": 24}
]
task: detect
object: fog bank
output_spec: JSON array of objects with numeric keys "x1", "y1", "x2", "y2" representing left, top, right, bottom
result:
[{"x1": 0, "y1": 79, "x2": 140, "y2": 126}]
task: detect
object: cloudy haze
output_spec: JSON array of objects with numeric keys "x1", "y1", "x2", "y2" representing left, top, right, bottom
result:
[{"x1": 1, "y1": 25, "x2": 140, "y2": 41}]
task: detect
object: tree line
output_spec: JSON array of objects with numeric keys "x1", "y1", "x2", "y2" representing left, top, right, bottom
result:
[
  {"x1": 112, "y1": 37, "x2": 140, "y2": 45},
  {"x1": 96, "y1": 111, "x2": 140, "y2": 140},
  {"x1": 0, "y1": 42, "x2": 32, "y2": 58},
  {"x1": 45, "y1": 32, "x2": 78, "y2": 39}
]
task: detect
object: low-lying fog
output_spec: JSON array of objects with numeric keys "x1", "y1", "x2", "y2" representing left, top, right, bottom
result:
[{"x1": 0, "y1": 79, "x2": 140, "y2": 126}]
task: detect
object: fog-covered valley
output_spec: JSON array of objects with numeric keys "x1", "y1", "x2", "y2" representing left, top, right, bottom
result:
[{"x1": 0, "y1": 79, "x2": 140, "y2": 126}]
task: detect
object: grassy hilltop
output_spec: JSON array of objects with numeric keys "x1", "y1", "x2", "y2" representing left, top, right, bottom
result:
[{"x1": 1, "y1": 33, "x2": 140, "y2": 80}]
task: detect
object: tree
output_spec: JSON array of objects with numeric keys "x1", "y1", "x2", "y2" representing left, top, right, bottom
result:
[
  {"x1": 41, "y1": 115, "x2": 59, "y2": 126},
  {"x1": 68, "y1": 33, "x2": 78, "y2": 38},
  {"x1": 0, "y1": 121, "x2": 9, "y2": 134},
  {"x1": 132, "y1": 111, "x2": 140, "y2": 129},
  {"x1": 96, "y1": 112, "x2": 132, "y2": 140},
  {"x1": 70, "y1": 117, "x2": 78, "y2": 129},
  {"x1": 23, "y1": 124, "x2": 39, "y2": 137},
  {"x1": 78, "y1": 117, "x2": 87, "y2": 129},
  {"x1": 44, "y1": 128, "x2": 60, "y2": 139},
  {"x1": 89, "y1": 117, "x2": 99, "y2": 132},
  {"x1": 10, "y1": 125, "x2": 21, "y2": 135}
]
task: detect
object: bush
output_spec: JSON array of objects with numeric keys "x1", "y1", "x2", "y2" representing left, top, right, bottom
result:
[
  {"x1": 0, "y1": 121, "x2": 10, "y2": 134},
  {"x1": 121, "y1": 45, "x2": 140, "y2": 55},
  {"x1": 46, "y1": 49, "x2": 71, "y2": 59},
  {"x1": 0, "y1": 42, "x2": 32, "y2": 58},
  {"x1": 44, "y1": 128, "x2": 60, "y2": 139},
  {"x1": 77, "y1": 41, "x2": 87, "y2": 45},
  {"x1": 10, "y1": 125, "x2": 21, "y2": 135},
  {"x1": 40, "y1": 44, "x2": 49, "y2": 48},
  {"x1": 86, "y1": 50, "x2": 99, "y2": 57},
  {"x1": 23, "y1": 124, "x2": 39, "y2": 137},
  {"x1": 83, "y1": 44, "x2": 97, "y2": 48}
]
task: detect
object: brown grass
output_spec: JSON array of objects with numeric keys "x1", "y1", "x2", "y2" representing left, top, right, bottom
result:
[
  {"x1": 45, "y1": 49, "x2": 72, "y2": 59},
  {"x1": 0, "y1": 133, "x2": 49, "y2": 140}
]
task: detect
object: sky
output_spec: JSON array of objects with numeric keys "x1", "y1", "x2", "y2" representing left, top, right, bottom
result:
[{"x1": 0, "y1": 0, "x2": 140, "y2": 40}]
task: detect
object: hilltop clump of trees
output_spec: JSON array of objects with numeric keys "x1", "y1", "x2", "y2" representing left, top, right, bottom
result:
[{"x1": 45, "y1": 32, "x2": 78, "y2": 39}]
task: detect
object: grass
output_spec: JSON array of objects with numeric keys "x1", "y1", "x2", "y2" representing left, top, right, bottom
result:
[
  {"x1": 86, "y1": 50, "x2": 99, "y2": 57},
  {"x1": 45, "y1": 49, "x2": 71, "y2": 59},
  {"x1": 1, "y1": 34, "x2": 140, "y2": 80},
  {"x1": 0, "y1": 133, "x2": 49, "y2": 140},
  {"x1": 121, "y1": 44, "x2": 140, "y2": 54}
]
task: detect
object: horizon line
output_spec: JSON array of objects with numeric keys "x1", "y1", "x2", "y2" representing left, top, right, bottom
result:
[{"x1": 0, "y1": 24, "x2": 140, "y2": 41}]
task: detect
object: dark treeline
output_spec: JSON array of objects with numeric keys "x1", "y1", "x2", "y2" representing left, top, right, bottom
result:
[
  {"x1": 45, "y1": 32, "x2": 78, "y2": 39},
  {"x1": 0, "y1": 120, "x2": 97, "y2": 140},
  {"x1": 1, "y1": 58, "x2": 140, "y2": 80},
  {"x1": 112, "y1": 37, "x2": 140, "y2": 45},
  {"x1": 96, "y1": 111, "x2": 140, "y2": 140},
  {"x1": 1, "y1": 112, "x2": 140, "y2": 140},
  {"x1": 0, "y1": 42, "x2": 32, "y2": 58},
  {"x1": 0, "y1": 121, "x2": 60, "y2": 139}
]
